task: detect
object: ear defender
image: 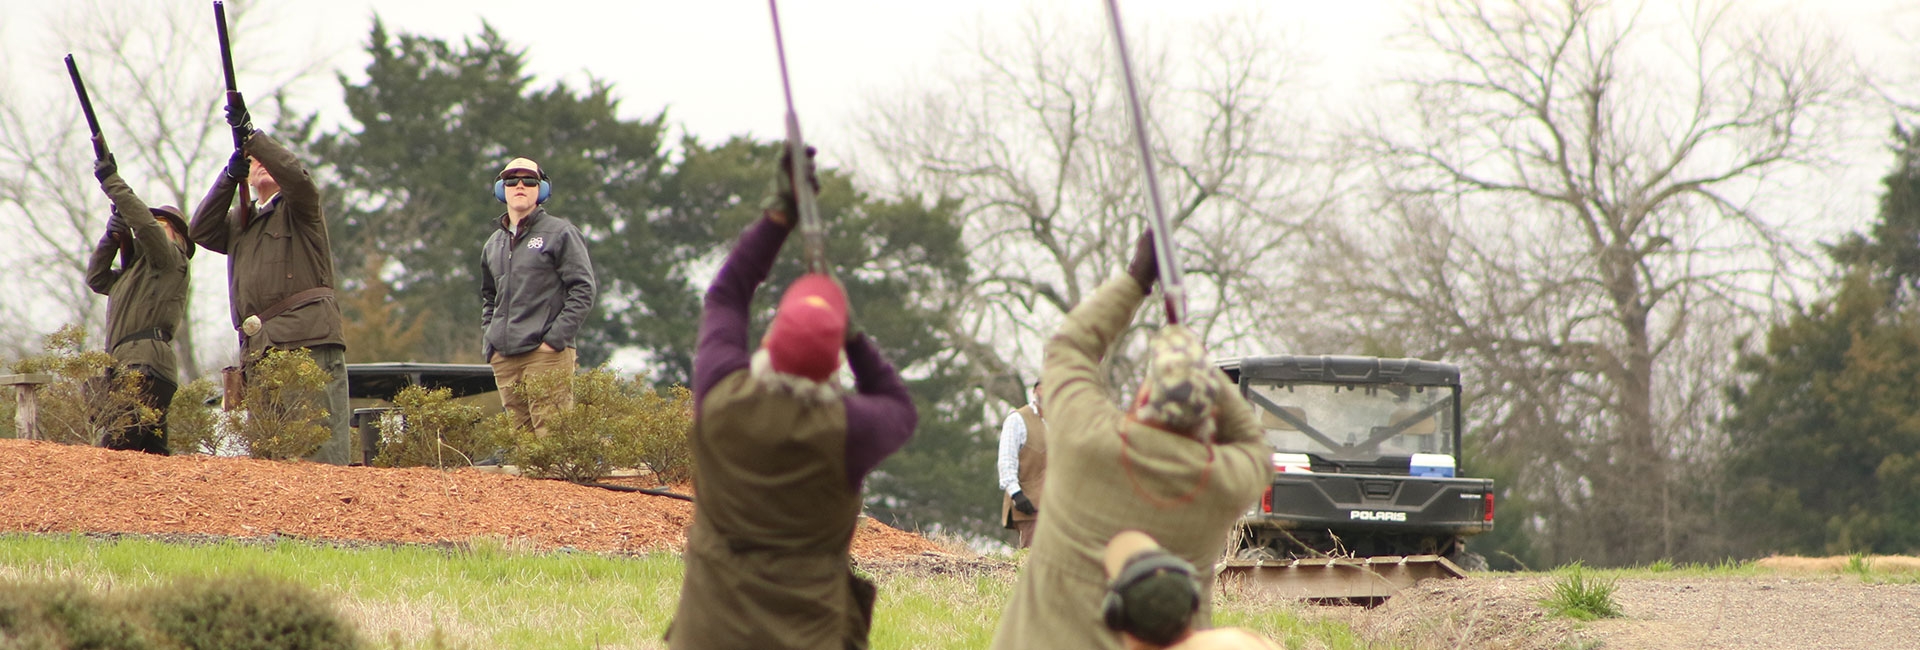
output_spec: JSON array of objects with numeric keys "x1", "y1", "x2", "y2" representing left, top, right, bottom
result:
[
  {"x1": 493, "y1": 169, "x2": 553, "y2": 204},
  {"x1": 1099, "y1": 553, "x2": 1201, "y2": 640}
]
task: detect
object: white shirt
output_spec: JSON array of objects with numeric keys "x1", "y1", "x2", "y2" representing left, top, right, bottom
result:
[{"x1": 996, "y1": 401, "x2": 1043, "y2": 496}]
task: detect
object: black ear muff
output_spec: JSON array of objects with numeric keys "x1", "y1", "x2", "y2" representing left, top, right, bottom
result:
[
  {"x1": 1102, "y1": 589, "x2": 1127, "y2": 631},
  {"x1": 1102, "y1": 552, "x2": 1201, "y2": 643}
]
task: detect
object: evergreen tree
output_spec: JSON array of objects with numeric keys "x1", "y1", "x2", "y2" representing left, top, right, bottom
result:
[
  {"x1": 1722, "y1": 124, "x2": 1920, "y2": 555},
  {"x1": 305, "y1": 24, "x2": 1002, "y2": 538},
  {"x1": 302, "y1": 21, "x2": 668, "y2": 364}
]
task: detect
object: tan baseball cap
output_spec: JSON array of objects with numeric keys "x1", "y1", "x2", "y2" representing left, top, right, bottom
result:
[
  {"x1": 1104, "y1": 530, "x2": 1163, "y2": 579},
  {"x1": 499, "y1": 157, "x2": 542, "y2": 178}
]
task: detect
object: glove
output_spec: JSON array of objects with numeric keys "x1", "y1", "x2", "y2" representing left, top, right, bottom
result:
[
  {"x1": 224, "y1": 103, "x2": 254, "y2": 136},
  {"x1": 93, "y1": 154, "x2": 116, "y2": 182},
  {"x1": 763, "y1": 144, "x2": 820, "y2": 225},
  {"x1": 105, "y1": 207, "x2": 129, "y2": 243},
  {"x1": 224, "y1": 149, "x2": 248, "y2": 183},
  {"x1": 1011, "y1": 490, "x2": 1037, "y2": 515},
  {"x1": 1126, "y1": 230, "x2": 1158, "y2": 291}
]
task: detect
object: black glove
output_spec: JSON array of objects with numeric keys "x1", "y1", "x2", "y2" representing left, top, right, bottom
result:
[
  {"x1": 224, "y1": 149, "x2": 248, "y2": 183},
  {"x1": 224, "y1": 103, "x2": 253, "y2": 136},
  {"x1": 764, "y1": 144, "x2": 820, "y2": 225},
  {"x1": 1011, "y1": 490, "x2": 1036, "y2": 515},
  {"x1": 93, "y1": 154, "x2": 116, "y2": 182},
  {"x1": 1126, "y1": 230, "x2": 1158, "y2": 291},
  {"x1": 104, "y1": 206, "x2": 129, "y2": 243}
]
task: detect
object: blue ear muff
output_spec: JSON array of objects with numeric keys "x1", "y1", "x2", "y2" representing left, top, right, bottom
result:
[{"x1": 492, "y1": 178, "x2": 552, "y2": 204}]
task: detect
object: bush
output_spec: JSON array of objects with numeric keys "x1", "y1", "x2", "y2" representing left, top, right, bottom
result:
[
  {"x1": 0, "y1": 580, "x2": 151, "y2": 650},
  {"x1": 504, "y1": 369, "x2": 693, "y2": 484},
  {"x1": 168, "y1": 378, "x2": 225, "y2": 455},
  {"x1": 373, "y1": 385, "x2": 493, "y2": 468},
  {"x1": 143, "y1": 573, "x2": 363, "y2": 650},
  {"x1": 7, "y1": 324, "x2": 159, "y2": 446},
  {"x1": 634, "y1": 385, "x2": 695, "y2": 485},
  {"x1": 224, "y1": 348, "x2": 332, "y2": 460}
]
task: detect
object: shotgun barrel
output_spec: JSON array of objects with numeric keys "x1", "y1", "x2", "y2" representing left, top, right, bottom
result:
[
  {"x1": 766, "y1": 0, "x2": 827, "y2": 273},
  {"x1": 1102, "y1": 0, "x2": 1187, "y2": 324}
]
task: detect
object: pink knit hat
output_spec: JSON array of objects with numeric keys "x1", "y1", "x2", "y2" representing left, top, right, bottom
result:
[{"x1": 762, "y1": 273, "x2": 847, "y2": 381}]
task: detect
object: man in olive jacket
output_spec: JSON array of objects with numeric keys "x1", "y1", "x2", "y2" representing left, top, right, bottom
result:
[
  {"x1": 83, "y1": 146, "x2": 193, "y2": 455},
  {"x1": 667, "y1": 147, "x2": 917, "y2": 650},
  {"x1": 989, "y1": 234, "x2": 1272, "y2": 650},
  {"x1": 189, "y1": 121, "x2": 350, "y2": 465}
]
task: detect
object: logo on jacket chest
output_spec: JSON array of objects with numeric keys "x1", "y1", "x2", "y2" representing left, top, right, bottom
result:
[{"x1": 526, "y1": 236, "x2": 545, "y2": 250}]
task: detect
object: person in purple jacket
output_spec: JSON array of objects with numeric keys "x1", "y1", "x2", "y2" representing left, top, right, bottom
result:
[{"x1": 666, "y1": 146, "x2": 917, "y2": 650}]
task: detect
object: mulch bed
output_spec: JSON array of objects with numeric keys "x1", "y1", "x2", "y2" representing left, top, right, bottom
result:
[{"x1": 0, "y1": 439, "x2": 945, "y2": 561}]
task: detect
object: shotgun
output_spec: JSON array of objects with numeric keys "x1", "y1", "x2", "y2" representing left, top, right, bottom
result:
[
  {"x1": 765, "y1": 0, "x2": 827, "y2": 273},
  {"x1": 65, "y1": 54, "x2": 132, "y2": 268},
  {"x1": 213, "y1": 1, "x2": 252, "y2": 223},
  {"x1": 1102, "y1": 0, "x2": 1187, "y2": 324}
]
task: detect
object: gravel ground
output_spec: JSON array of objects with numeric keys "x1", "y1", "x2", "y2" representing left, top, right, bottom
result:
[{"x1": 1319, "y1": 572, "x2": 1920, "y2": 650}]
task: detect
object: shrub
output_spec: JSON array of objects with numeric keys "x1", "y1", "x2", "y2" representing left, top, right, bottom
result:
[
  {"x1": 1540, "y1": 563, "x2": 1622, "y2": 621},
  {"x1": 504, "y1": 369, "x2": 693, "y2": 484},
  {"x1": 142, "y1": 573, "x2": 363, "y2": 650},
  {"x1": 633, "y1": 384, "x2": 695, "y2": 485},
  {"x1": 0, "y1": 579, "x2": 151, "y2": 650},
  {"x1": 223, "y1": 348, "x2": 332, "y2": 460},
  {"x1": 8, "y1": 324, "x2": 159, "y2": 446},
  {"x1": 373, "y1": 385, "x2": 493, "y2": 468},
  {"x1": 167, "y1": 378, "x2": 225, "y2": 455}
]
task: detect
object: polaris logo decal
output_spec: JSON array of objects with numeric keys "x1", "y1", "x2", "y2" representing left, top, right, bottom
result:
[{"x1": 1349, "y1": 510, "x2": 1408, "y2": 522}]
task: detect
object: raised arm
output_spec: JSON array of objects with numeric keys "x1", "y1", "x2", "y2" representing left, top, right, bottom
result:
[
  {"x1": 693, "y1": 214, "x2": 792, "y2": 406},
  {"x1": 84, "y1": 226, "x2": 119, "y2": 296},
  {"x1": 841, "y1": 333, "x2": 918, "y2": 489},
  {"x1": 100, "y1": 173, "x2": 181, "y2": 270},
  {"x1": 244, "y1": 132, "x2": 319, "y2": 218},
  {"x1": 1039, "y1": 231, "x2": 1159, "y2": 444},
  {"x1": 189, "y1": 168, "x2": 237, "y2": 253}
]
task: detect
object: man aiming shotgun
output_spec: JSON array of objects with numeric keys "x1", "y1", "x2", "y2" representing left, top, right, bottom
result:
[
  {"x1": 188, "y1": 0, "x2": 352, "y2": 464},
  {"x1": 988, "y1": 3, "x2": 1270, "y2": 648},
  {"x1": 665, "y1": 3, "x2": 918, "y2": 648},
  {"x1": 69, "y1": 54, "x2": 195, "y2": 456}
]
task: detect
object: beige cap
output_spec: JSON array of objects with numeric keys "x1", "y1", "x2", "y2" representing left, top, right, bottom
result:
[
  {"x1": 499, "y1": 157, "x2": 541, "y2": 178},
  {"x1": 1104, "y1": 530, "x2": 1163, "y2": 580}
]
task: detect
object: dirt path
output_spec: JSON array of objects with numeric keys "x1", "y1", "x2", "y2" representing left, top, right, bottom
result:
[{"x1": 1323, "y1": 573, "x2": 1920, "y2": 649}]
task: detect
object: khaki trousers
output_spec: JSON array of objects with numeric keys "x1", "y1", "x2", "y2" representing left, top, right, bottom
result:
[{"x1": 489, "y1": 347, "x2": 576, "y2": 436}]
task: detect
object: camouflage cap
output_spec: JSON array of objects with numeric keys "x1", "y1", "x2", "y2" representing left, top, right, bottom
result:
[{"x1": 1134, "y1": 324, "x2": 1215, "y2": 433}]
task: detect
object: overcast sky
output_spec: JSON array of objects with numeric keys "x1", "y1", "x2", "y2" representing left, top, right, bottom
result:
[
  {"x1": 2, "y1": 0, "x2": 1916, "y2": 373},
  {"x1": 256, "y1": 0, "x2": 1405, "y2": 147}
]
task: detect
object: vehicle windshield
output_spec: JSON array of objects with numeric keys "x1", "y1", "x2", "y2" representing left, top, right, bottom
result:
[{"x1": 1243, "y1": 382, "x2": 1457, "y2": 462}]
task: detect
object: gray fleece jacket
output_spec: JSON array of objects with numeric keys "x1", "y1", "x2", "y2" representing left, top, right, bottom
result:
[{"x1": 480, "y1": 208, "x2": 597, "y2": 358}]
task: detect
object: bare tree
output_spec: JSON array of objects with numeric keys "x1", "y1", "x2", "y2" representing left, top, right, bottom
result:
[
  {"x1": 0, "y1": 0, "x2": 322, "y2": 375},
  {"x1": 1302, "y1": 0, "x2": 1864, "y2": 565},
  {"x1": 854, "y1": 8, "x2": 1332, "y2": 403}
]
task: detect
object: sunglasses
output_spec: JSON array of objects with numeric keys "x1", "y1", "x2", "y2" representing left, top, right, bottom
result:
[{"x1": 501, "y1": 177, "x2": 541, "y2": 187}]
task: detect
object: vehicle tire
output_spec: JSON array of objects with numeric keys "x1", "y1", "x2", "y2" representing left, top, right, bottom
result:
[{"x1": 1446, "y1": 549, "x2": 1488, "y2": 572}]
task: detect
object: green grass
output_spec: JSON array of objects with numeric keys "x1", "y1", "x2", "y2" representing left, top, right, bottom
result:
[
  {"x1": 1539, "y1": 563, "x2": 1622, "y2": 621},
  {"x1": 0, "y1": 534, "x2": 1371, "y2": 649}
]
